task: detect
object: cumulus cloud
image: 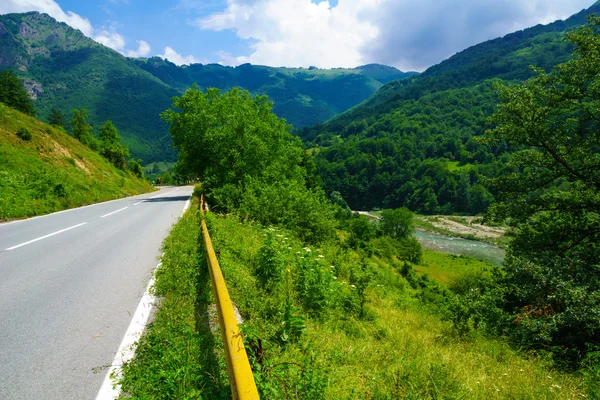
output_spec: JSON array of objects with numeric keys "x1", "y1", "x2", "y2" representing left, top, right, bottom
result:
[
  {"x1": 159, "y1": 46, "x2": 200, "y2": 65},
  {"x1": 0, "y1": 0, "x2": 152, "y2": 58},
  {"x1": 196, "y1": 0, "x2": 379, "y2": 68},
  {"x1": 94, "y1": 28, "x2": 126, "y2": 52},
  {"x1": 127, "y1": 40, "x2": 151, "y2": 57},
  {"x1": 197, "y1": 0, "x2": 594, "y2": 71},
  {"x1": 0, "y1": 0, "x2": 94, "y2": 36},
  {"x1": 362, "y1": 0, "x2": 594, "y2": 71}
]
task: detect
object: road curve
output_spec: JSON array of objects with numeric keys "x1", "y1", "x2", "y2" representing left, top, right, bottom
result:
[{"x1": 0, "y1": 186, "x2": 193, "y2": 400}]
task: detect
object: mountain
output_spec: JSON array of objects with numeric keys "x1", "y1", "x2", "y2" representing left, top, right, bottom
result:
[
  {"x1": 0, "y1": 12, "x2": 415, "y2": 163},
  {"x1": 300, "y1": 2, "x2": 600, "y2": 212},
  {"x1": 131, "y1": 59, "x2": 416, "y2": 128},
  {"x1": 0, "y1": 12, "x2": 180, "y2": 163},
  {"x1": 0, "y1": 102, "x2": 153, "y2": 221}
]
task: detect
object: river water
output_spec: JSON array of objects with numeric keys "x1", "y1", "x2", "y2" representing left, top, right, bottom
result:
[{"x1": 415, "y1": 230, "x2": 506, "y2": 266}]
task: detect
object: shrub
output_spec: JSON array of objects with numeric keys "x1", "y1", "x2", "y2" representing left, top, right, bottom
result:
[
  {"x1": 255, "y1": 232, "x2": 285, "y2": 291},
  {"x1": 16, "y1": 127, "x2": 32, "y2": 141}
]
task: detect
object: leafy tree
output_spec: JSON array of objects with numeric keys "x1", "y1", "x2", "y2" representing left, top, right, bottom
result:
[
  {"x1": 128, "y1": 159, "x2": 144, "y2": 179},
  {"x1": 48, "y1": 107, "x2": 66, "y2": 128},
  {"x1": 99, "y1": 120, "x2": 130, "y2": 169},
  {"x1": 483, "y1": 16, "x2": 600, "y2": 366},
  {"x1": 380, "y1": 207, "x2": 414, "y2": 240},
  {"x1": 162, "y1": 87, "x2": 336, "y2": 242},
  {"x1": 0, "y1": 70, "x2": 35, "y2": 116},
  {"x1": 70, "y1": 109, "x2": 97, "y2": 149}
]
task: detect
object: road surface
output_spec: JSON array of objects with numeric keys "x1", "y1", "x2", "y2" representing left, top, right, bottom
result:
[{"x1": 0, "y1": 186, "x2": 193, "y2": 399}]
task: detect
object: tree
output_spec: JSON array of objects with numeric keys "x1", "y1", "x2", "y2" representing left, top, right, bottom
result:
[
  {"x1": 128, "y1": 159, "x2": 144, "y2": 179},
  {"x1": 70, "y1": 109, "x2": 97, "y2": 149},
  {"x1": 99, "y1": 121, "x2": 129, "y2": 169},
  {"x1": 162, "y1": 87, "x2": 336, "y2": 243},
  {"x1": 380, "y1": 207, "x2": 414, "y2": 240},
  {"x1": 48, "y1": 107, "x2": 66, "y2": 128},
  {"x1": 0, "y1": 70, "x2": 35, "y2": 116},
  {"x1": 483, "y1": 16, "x2": 600, "y2": 366}
]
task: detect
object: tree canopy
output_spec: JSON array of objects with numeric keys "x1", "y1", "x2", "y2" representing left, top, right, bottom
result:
[
  {"x1": 0, "y1": 69, "x2": 35, "y2": 116},
  {"x1": 162, "y1": 87, "x2": 336, "y2": 242},
  {"x1": 480, "y1": 16, "x2": 600, "y2": 366},
  {"x1": 99, "y1": 120, "x2": 129, "y2": 170}
]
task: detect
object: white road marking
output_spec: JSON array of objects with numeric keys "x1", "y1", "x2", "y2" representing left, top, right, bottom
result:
[
  {"x1": 100, "y1": 207, "x2": 128, "y2": 219},
  {"x1": 95, "y1": 267, "x2": 159, "y2": 400},
  {"x1": 5, "y1": 223, "x2": 87, "y2": 251},
  {"x1": 133, "y1": 201, "x2": 143, "y2": 206},
  {"x1": 180, "y1": 196, "x2": 191, "y2": 217}
]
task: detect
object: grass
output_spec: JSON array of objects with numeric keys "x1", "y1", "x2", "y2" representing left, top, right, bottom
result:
[
  {"x1": 119, "y1": 201, "x2": 230, "y2": 399},
  {"x1": 414, "y1": 250, "x2": 493, "y2": 285},
  {"x1": 0, "y1": 103, "x2": 154, "y2": 221},
  {"x1": 119, "y1": 201, "x2": 590, "y2": 398}
]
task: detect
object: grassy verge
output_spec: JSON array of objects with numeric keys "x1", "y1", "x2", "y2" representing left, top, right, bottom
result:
[
  {"x1": 208, "y1": 215, "x2": 586, "y2": 399},
  {"x1": 413, "y1": 250, "x2": 493, "y2": 285},
  {"x1": 0, "y1": 103, "x2": 154, "y2": 221},
  {"x1": 120, "y1": 204, "x2": 589, "y2": 398},
  {"x1": 118, "y1": 202, "x2": 229, "y2": 399}
]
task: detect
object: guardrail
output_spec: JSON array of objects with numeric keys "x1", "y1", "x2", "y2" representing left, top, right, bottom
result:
[{"x1": 200, "y1": 194, "x2": 259, "y2": 400}]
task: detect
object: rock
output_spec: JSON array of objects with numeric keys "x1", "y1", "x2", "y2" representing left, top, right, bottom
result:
[
  {"x1": 22, "y1": 80, "x2": 44, "y2": 100},
  {"x1": 19, "y1": 22, "x2": 39, "y2": 39}
]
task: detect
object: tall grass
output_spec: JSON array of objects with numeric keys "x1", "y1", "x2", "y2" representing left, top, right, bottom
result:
[{"x1": 119, "y1": 207, "x2": 589, "y2": 398}]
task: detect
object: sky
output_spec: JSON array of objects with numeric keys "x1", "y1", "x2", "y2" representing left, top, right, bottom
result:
[{"x1": 0, "y1": 0, "x2": 595, "y2": 71}]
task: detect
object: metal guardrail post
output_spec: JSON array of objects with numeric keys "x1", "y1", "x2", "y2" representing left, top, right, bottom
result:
[{"x1": 200, "y1": 196, "x2": 259, "y2": 400}]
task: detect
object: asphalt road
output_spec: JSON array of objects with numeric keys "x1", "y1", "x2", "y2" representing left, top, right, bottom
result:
[{"x1": 0, "y1": 186, "x2": 193, "y2": 400}]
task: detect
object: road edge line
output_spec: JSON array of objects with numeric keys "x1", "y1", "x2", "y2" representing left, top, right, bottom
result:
[
  {"x1": 95, "y1": 266, "x2": 158, "y2": 400},
  {"x1": 96, "y1": 193, "x2": 193, "y2": 399}
]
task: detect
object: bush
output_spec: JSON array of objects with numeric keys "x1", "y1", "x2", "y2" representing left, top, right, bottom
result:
[
  {"x1": 16, "y1": 127, "x2": 32, "y2": 141},
  {"x1": 255, "y1": 232, "x2": 285, "y2": 291}
]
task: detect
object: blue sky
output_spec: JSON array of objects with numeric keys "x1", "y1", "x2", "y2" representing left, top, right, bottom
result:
[{"x1": 0, "y1": 0, "x2": 595, "y2": 71}]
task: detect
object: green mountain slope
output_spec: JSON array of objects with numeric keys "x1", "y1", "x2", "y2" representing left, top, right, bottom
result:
[
  {"x1": 132, "y1": 59, "x2": 416, "y2": 127},
  {"x1": 301, "y1": 2, "x2": 600, "y2": 212},
  {"x1": 0, "y1": 12, "x2": 415, "y2": 163},
  {"x1": 0, "y1": 12, "x2": 179, "y2": 163},
  {"x1": 0, "y1": 102, "x2": 154, "y2": 221}
]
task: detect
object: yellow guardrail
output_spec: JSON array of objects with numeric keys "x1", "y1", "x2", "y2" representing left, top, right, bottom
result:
[{"x1": 200, "y1": 195, "x2": 260, "y2": 400}]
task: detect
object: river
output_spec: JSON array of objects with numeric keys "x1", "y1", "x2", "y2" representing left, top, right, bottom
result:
[{"x1": 415, "y1": 229, "x2": 505, "y2": 266}]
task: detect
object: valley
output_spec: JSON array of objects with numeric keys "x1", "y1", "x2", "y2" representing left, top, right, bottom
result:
[{"x1": 1, "y1": 1, "x2": 599, "y2": 399}]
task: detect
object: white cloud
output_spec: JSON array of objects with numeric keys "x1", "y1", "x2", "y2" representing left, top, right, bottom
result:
[
  {"x1": 127, "y1": 40, "x2": 151, "y2": 57},
  {"x1": 197, "y1": 0, "x2": 594, "y2": 71},
  {"x1": 94, "y1": 28, "x2": 126, "y2": 52},
  {"x1": 0, "y1": 0, "x2": 94, "y2": 36},
  {"x1": 196, "y1": 0, "x2": 379, "y2": 68},
  {"x1": 159, "y1": 46, "x2": 200, "y2": 65},
  {"x1": 361, "y1": 0, "x2": 594, "y2": 71},
  {"x1": 0, "y1": 0, "x2": 152, "y2": 58}
]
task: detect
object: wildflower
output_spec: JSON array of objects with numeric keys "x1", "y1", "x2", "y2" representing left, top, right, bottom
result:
[
  {"x1": 350, "y1": 284, "x2": 356, "y2": 288},
  {"x1": 303, "y1": 247, "x2": 311, "y2": 252},
  {"x1": 333, "y1": 276, "x2": 337, "y2": 279},
  {"x1": 330, "y1": 265, "x2": 335, "y2": 269},
  {"x1": 318, "y1": 255, "x2": 324, "y2": 258}
]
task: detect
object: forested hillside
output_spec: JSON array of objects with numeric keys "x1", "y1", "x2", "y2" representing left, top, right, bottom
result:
[
  {"x1": 0, "y1": 102, "x2": 153, "y2": 220},
  {"x1": 302, "y1": 2, "x2": 600, "y2": 213},
  {"x1": 0, "y1": 11, "x2": 414, "y2": 163},
  {"x1": 133, "y1": 59, "x2": 415, "y2": 128}
]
